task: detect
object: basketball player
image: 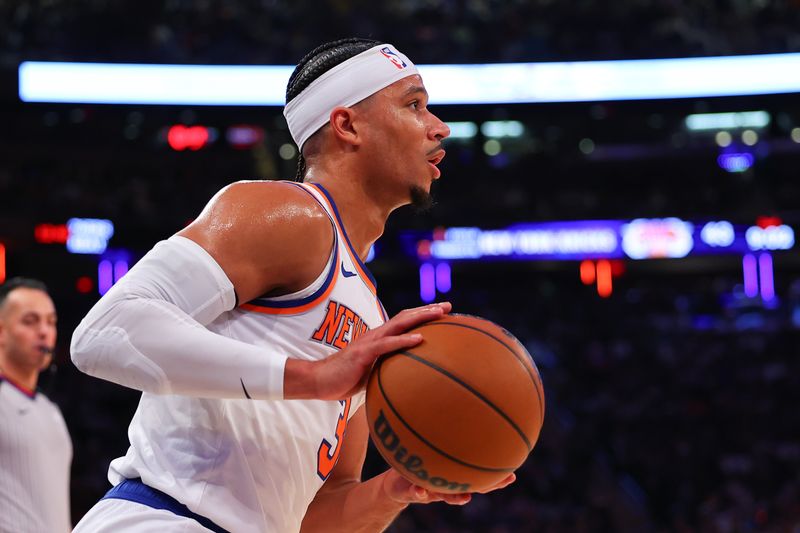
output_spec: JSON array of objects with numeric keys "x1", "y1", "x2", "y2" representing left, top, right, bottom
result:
[
  {"x1": 0, "y1": 277, "x2": 72, "y2": 533},
  {"x1": 71, "y1": 38, "x2": 514, "y2": 532}
]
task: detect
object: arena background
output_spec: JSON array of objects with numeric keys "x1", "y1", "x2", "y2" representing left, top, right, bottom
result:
[{"x1": 2, "y1": 2, "x2": 800, "y2": 531}]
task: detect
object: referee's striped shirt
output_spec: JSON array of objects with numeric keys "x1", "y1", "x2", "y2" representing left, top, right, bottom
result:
[{"x1": 0, "y1": 376, "x2": 72, "y2": 533}]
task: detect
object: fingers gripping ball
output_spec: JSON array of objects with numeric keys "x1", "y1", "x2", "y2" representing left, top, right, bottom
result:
[{"x1": 366, "y1": 314, "x2": 545, "y2": 493}]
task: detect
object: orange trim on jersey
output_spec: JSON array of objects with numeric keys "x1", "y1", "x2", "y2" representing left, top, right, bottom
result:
[
  {"x1": 304, "y1": 183, "x2": 378, "y2": 296},
  {"x1": 241, "y1": 259, "x2": 339, "y2": 315}
]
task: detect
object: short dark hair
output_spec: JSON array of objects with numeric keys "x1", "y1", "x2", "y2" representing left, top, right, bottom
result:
[
  {"x1": 0, "y1": 277, "x2": 49, "y2": 308},
  {"x1": 285, "y1": 38, "x2": 381, "y2": 182}
]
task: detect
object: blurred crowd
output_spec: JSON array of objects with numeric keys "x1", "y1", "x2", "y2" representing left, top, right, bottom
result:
[{"x1": 2, "y1": 0, "x2": 800, "y2": 67}]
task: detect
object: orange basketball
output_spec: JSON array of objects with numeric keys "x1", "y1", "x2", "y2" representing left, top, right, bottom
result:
[{"x1": 365, "y1": 313, "x2": 545, "y2": 494}]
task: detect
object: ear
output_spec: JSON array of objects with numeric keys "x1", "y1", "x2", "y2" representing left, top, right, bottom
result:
[{"x1": 328, "y1": 106, "x2": 362, "y2": 147}]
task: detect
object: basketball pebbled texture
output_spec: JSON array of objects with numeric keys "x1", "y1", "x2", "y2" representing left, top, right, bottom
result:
[{"x1": 366, "y1": 313, "x2": 545, "y2": 493}]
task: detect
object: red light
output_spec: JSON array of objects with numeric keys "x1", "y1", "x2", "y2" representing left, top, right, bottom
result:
[
  {"x1": 579, "y1": 260, "x2": 595, "y2": 285},
  {"x1": 168, "y1": 125, "x2": 210, "y2": 151},
  {"x1": 76, "y1": 276, "x2": 94, "y2": 294},
  {"x1": 34, "y1": 224, "x2": 69, "y2": 244},
  {"x1": 756, "y1": 216, "x2": 782, "y2": 229},
  {"x1": 0, "y1": 244, "x2": 5, "y2": 283},
  {"x1": 596, "y1": 259, "x2": 613, "y2": 298},
  {"x1": 610, "y1": 260, "x2": 626, "y2": 277},
  {"x1": 416, "y1": 240, "x2": 432, "y2": 259}
]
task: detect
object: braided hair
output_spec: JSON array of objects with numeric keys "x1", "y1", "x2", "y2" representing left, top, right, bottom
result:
[{"x1": 285, "y1": 38, "x2": 380, "y2": 182}]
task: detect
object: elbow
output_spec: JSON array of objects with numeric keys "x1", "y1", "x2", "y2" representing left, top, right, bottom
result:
[
  {"x1": 69, "y1": 320, "x2": 170, "y2": 395},
  {"x1": 70, "y1": 322, "x2": 97, "y2": 376},
  {"x1": 70, "y1": 323, "x2": 88, "y2": 372}
]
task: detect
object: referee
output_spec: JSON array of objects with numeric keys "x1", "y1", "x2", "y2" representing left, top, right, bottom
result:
[{"x1": 0, "y1": 278, "x2": 72, "y2": 533}]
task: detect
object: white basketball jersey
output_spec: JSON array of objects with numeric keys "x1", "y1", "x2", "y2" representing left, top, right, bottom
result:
[
  {"x1": 0, "y1": 377, "x2": 72, "y2": 533},
  {"x1": 109, "y1": 182, "x2": 387, "y2": 533}
]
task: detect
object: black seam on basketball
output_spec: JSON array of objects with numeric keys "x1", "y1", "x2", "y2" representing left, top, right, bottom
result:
[
  {"x1": 377, "y1": 355, "x2": 516, "y2": 473},
  {"x1": 416, "y1": 321, "x2": 545, "y2": 422},
  {"x1": 399, "y1": 350, "x2": 532, "y2": 451}
]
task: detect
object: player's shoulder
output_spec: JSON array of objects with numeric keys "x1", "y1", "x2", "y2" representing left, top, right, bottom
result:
[{"x1": 217, "y1": 179, "x2": 322, "y2": 208}]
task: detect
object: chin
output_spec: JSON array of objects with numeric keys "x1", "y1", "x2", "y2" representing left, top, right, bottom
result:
[{"x1": 409, "y1": 185, "x2": 435, "y2": 212}]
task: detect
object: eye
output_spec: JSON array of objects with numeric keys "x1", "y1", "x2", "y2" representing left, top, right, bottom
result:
[{"x1": 409, "y1": 100, "x2": 420, "y2": 110}]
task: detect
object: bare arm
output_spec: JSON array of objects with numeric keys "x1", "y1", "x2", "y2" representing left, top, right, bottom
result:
[
  {"x1": 301, "y1": 406, "x2": 515, "y2": 533},
  {"x1": 301, "y1": 407, "x2": 408, "y2": 533},
  {"x1": 71, "y1": 180, "x2": 448, "y2": 400}
]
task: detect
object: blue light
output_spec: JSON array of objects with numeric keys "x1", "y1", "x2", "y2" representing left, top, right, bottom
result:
[
  {"x1": 20, "y1": 52, "x2": 800, "y2": 106},
  {"x1": 114, "y1": 260, "x2": 129, "y2": 281},
  {"x1": 743, "y1": 254, "x2": 758, "y2": 298},
  {"x1": 717, "y1": 152, "x2": 754, "y2": 173},
  {"x1": 419, "y1": 263, "x2": 436, "y2": 303},
  {"x1": 98, "y1": 260, "x2": 113, "y2": 295},
  {"x1": 435, "y1": 263, "x2": 452, "y2": 293},
  {"x1": 66, "y1": 218, "x2": 115, "y2": 254},
  {"x1": 759, "y1": 252, "x2": 775, "y2": 301}
]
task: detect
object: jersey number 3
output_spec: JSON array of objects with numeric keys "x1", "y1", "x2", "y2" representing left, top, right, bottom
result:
[{"x1": 317, "y1": 398, "x2": 351, "y2": 481}]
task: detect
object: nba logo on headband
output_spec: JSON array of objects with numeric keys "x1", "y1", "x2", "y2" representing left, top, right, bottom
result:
[
  {"x1": 380, "y1": 47, "x2": 407, "y2": 70},
  {"x1": 284, "y1": 44, "x2": 419, "y2": 148}
]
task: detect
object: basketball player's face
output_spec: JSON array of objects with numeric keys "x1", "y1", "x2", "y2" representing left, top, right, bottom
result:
[
  {"x1": 0, "y1": 289, "x2": 57, "y2": 373},
  {"x1": 359, "y1": 76, "x2": 450, "y2": 209}
]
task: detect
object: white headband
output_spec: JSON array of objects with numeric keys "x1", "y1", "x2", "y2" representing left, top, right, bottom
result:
[{"x1": 283, "y1": 44, "x2": 419, "y2": 149}]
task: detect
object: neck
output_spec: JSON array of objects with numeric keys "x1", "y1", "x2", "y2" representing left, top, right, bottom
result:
[
  {"x1": 0, "y1": 359, "x2": 38, "y2": 392},
  {"x1": 305, "y1": 167, "x2": 395, "y2": 260}
]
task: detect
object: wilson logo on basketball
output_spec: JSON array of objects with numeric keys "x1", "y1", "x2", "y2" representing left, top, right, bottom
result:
[
  {"x1": 373, "y1": 410, "x2": 471, "y2": 492},
  {"x1": 311, "y1": 300, "x2": 369, "y2": 349}
]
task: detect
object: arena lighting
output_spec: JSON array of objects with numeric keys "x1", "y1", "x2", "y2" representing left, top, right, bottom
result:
[
  {"x1": 445, "y1": 122, "x2": 478, "y2": 139},
  {"x1": 435, "y1": 263, "x2": 451, "y2": 293},
  {"x1": 579, "y1": 260, "x2": 596, "y2": 285},
  {"x1": 66, "y1": 218, "x2": 114, "y2": 254},
  {"x1": 481, "y1": 121, "x2": 525, "y2": 138},
  {"x1": 419, "y1": 263, "x2": 436, "y2": 303},
  {"x1": 98, "y1": 260, "x2": 113, "y2": 295},
  {"x1": 405, "y1": 218, "x2": 796, "y2": 261},
  {"x1": 34, "y1": 223, "x2": 69, "y2": 244},
  {"x1": 717, "y1": 152, "x2": 754, "y2": 173},
  {"x1": 98, "y1": 250, "x2": 131, "y2": 295},
  {"x1": 621, "y1": 218, "x2": 694, "y2": 259},
  {"x1": 743, "y1": 254, "x2": 759, "y2": 297},
  {"x1": 700, "y1": 221, "x2": 735, "y2": 247},
  {"x1": 167, "y1": 125, "x2": 213, "y2": 151},
  {"x1": 685, "y1": 111, "x2": 771, "y2": 131},
  {"x1": 596, "y1": 259, "x2": 613, "y2": 298},
  {"x1": 745, "y1": 224, "x2": 795, "y2": 250},
  {"x1": 759, "y1": 253, "x2": 775, "y2": 301},
  {"x1": 226, "y1": 124, "x2": 265, "y2": 149},
  {"x1": 19, "y1": 52, "x2": 800, "y2": 105}
]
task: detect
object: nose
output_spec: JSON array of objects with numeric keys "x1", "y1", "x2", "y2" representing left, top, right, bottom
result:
[
  {"x1": 39, "y1": 322, "x2": 56, "y2": 340},
  {"x1": 428, "y1": 112, "x2": 450, "y2": 142}
]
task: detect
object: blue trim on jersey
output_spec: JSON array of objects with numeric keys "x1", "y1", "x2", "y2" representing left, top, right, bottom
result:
[
  {"x1": 378, "y1": 299, "x2": 389, "y2": 322},
  {"x1": 102, "y1": 478, "x2": 230, "y2": 533},
  {"x1": 247, "y1": 244, "x2": 339, "y2": 308},
  {"x1": 313, "y1": 183, "x2": 378, "y2": 290},
  {"x1": 246, "y1": 182, "x2": 338, "y2": 309}
]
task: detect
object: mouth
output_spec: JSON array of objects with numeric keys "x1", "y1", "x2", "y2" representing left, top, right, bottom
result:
[
  {"x1": 38, "y1": 346, "x2": 53, "y2": 355},
  {"x1": 426, "y1": 149, "x2": 446, "y2": 178},
  {"x1": 427, "y1": 149, "x2": 446, "y2": 166}
]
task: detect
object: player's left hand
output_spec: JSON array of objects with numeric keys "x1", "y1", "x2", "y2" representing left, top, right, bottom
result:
[{"x1": 381, "y1": 468, "x2": 516, "y2": 506}]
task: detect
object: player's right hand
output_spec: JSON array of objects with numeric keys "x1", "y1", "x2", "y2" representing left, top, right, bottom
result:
[{"x1": 283, "y1": 302, "x2": 451, "y2": 400}]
